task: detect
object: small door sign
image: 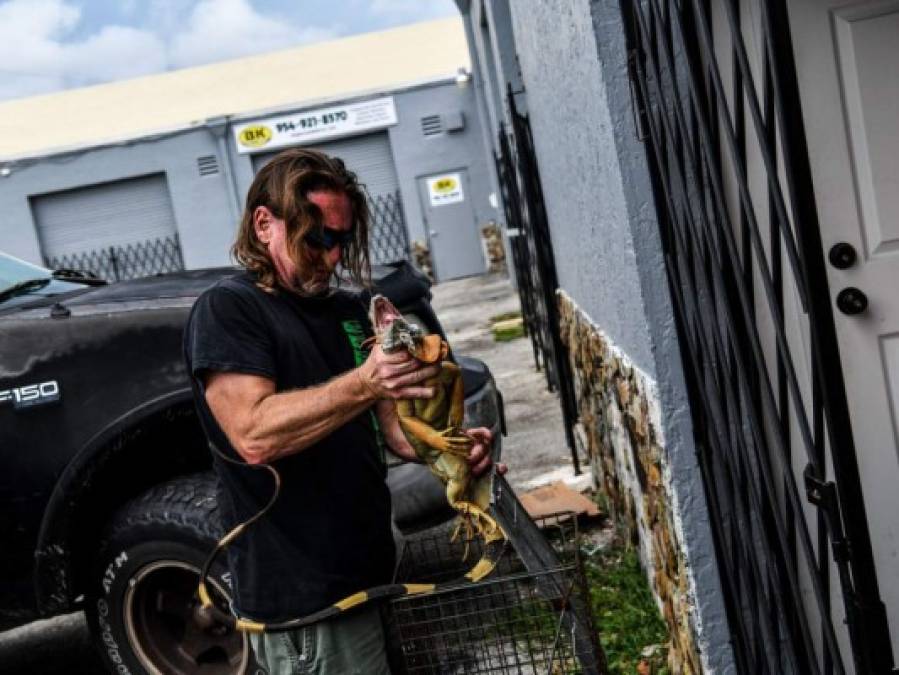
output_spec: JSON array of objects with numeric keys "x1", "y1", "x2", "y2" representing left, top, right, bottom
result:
[{"x1": 426, "y1": 173, "x2": 465, "y2": 206}]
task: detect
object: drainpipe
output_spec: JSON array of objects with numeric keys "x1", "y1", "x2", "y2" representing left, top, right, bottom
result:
[{"x1": 204, "y1": 116, "x2": 242, "y2": 224}]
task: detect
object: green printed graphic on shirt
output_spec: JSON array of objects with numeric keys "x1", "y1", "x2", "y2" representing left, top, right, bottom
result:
[{"x1": 341, "y1": 319, "x2": 387, "y2": 464}]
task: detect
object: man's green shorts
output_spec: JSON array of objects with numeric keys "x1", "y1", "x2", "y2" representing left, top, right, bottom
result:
[{"x1": 248, "y1": 605, "x2": 391, "y2": 675}]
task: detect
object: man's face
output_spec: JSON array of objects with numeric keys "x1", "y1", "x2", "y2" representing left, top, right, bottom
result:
[{"x1": 253, "y1": 189, "x2": 353, "y2": 294}]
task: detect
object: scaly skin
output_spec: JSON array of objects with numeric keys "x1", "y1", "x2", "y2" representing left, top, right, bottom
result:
[{"x1": 370, "y1": 295, "x2": 506, "y2": 581}]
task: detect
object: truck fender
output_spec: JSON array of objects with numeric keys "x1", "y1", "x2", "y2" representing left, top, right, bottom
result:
[{"x1": 34, "y1": 388, "x2": 197, "y2": 615}]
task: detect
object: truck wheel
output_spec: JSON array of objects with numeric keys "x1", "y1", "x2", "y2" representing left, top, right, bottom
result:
[{"x1": 86, "y1": 473, "x2": 252, "y2": 675}]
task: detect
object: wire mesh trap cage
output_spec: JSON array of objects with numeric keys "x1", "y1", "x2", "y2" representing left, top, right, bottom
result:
[{"x1": 386, "y1": 507, "x2": 604, "y2": 675}]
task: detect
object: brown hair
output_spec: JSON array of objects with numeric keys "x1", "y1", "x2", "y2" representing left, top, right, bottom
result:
[{"x1": 232, "y1": 147, "x2": 371, "y2": 292}]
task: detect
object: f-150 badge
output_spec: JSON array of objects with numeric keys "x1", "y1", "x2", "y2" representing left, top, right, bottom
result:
[{"x1": 0, "y1": 380, "x2": 60, "y2": 410}]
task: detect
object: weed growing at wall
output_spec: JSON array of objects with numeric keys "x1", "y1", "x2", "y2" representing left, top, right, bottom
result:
[{"x1": 585, "y1": 539, "x2": 670, "y2": 674}]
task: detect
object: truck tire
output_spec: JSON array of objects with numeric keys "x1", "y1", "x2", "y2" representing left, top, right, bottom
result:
[{"x1": 86, "y1": 473, "x2": 252, "y2": 675}]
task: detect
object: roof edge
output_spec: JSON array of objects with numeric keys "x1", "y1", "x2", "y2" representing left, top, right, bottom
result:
[{"x1": 0, "y1": 73, "x2": 461, "y2": 164}]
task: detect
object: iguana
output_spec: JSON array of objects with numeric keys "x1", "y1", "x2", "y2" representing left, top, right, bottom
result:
[{"x1": 369, "y1": 294, "x2": 507, "y2": 582}]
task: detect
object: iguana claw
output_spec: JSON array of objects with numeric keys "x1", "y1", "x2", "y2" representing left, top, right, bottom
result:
[{"x1": 438, "y1": 432, "x2": 474, "y2": 457}]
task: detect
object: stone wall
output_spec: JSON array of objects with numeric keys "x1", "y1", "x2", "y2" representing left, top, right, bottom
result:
[
  {"x1": 559, "y1": 289, "x2": 702, "y2": 675},
  {"x1": 480, "y1": 221, "x2": 507, "y2": 274}
]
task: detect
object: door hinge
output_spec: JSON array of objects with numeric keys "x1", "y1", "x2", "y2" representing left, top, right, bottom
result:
[{"x1": 803, "y1": 464, "x2": 850, "y2": 563}]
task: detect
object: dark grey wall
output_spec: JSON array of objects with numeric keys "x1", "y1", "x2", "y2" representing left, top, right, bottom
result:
[
  {"x1": 0, "y1": 82, "x2": 498, "y2": 275},
  {"x1": 508, "y1": 0, "x2": 658, "y2": 376}
]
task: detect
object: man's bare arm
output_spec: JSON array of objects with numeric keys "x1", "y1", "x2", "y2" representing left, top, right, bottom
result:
[{"x1": 205, "y1": 345, "x2": 438, "y2": 465}]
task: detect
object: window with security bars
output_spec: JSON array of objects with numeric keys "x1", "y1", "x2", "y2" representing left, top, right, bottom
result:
[
  {"x1": 45, "y1": 234, "x2": 185, "y2": 282},
  {"x1": 369, "y1": 190, "x2": 411, "y2": 265},
  {"x1": 621, "y1": 0, "x2": 895, "y2": 673}
]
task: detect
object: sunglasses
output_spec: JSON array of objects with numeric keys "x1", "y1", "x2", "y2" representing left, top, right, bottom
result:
[{"x1": 304, "y1": 226, "x2": 354, "y2": 251}]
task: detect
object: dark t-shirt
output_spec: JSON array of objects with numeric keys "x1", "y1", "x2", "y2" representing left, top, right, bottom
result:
[{"x1": 183, "y1": 271, "x2": 394, "y2": 621}]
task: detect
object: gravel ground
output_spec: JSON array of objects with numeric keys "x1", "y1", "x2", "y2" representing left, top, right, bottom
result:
[{"x1": 0, "y1": 271, "x2": 584, "y2": 674}]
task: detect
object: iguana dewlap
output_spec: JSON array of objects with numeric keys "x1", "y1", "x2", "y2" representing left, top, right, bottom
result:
[{"x1": 369, "y1": 294, "x2": 506, "y2": 582}]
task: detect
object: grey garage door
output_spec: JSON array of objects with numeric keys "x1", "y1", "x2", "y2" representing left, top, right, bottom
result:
[
  {"x1": 30, "y1": 173, "x2": 184, "y2": 280},
  {"x1": 253, "y1": 132, "x2": 409, "y2": 264},
  {"x1": 252, "y1": 132, "x2": 399, "y2": 197}
]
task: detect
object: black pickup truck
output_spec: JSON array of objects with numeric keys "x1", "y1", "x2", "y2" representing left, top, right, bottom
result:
[{"x1": 0, "y1": 252, "x2": 503, "y2": 674}]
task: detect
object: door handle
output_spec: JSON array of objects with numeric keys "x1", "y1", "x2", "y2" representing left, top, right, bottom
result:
[
  {"x1": 828, "y1": 242, "x2": 857, "y2": 269},
  {"x1": 429, "y1": 230, "x2": 439, "y2": 237},
  {"x1": 836, "y1": 287, "x2": 868, "y2": 315}
]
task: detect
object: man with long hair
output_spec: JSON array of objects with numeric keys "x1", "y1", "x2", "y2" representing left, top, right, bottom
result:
[{"x1": 184, "y1": 148, "x2": 494, "y2": 673}]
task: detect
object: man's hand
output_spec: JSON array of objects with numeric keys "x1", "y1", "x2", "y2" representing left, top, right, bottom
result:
[
  {"x1": 463, "y1": 427, "x2": 508, "y2": 478},
  {"x1": 357, "y1": 344, "x2": 440, "y2": 400}
]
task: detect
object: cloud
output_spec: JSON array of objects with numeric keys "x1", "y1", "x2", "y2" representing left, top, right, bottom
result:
[
  {"x1": 0, "y1": 0, "x2": 340, "y2": 102},
  {"x1": 0, "y1": 0, "x2": 165, "y2": 100},
  {"x1": 0, "y1": 0, "x2": 75, "y2": 98},
  {"x1": 0, "y1": 0, "x2": 78, "y2": 41},
  {"x1": 64, "y1": 26, "x2": 167, "y2": 87},
  {"x1": 369, "y1": 0, "x2": 457, "y2": 19},
  {"x1": 169, "y1": 0, "x2": 338, "y2": 68}
]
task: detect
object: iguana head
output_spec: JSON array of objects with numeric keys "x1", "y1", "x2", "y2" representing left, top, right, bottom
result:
[
  {"x1": 369, "y1": 294, "x2": 446, "y2": 363},
  {"x1": 369, "y1": 294, "x2": 424, "y2": 353}
]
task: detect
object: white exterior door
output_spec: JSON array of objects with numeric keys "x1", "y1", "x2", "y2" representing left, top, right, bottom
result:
[
  {"x1": 417, "y1": 170, "x2": 486, "y2": 281},
  {"x1": 787, "y1": 0, "x2": 899, "y2": 657}
]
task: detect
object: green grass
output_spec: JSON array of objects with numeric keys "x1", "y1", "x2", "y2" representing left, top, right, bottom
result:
[
  {"x1": 490, "y1": 310, "x2": 525, "y2": 342},
  {"x1": 490, "y1": 310, "x2": 522, "y2": 322},
  {"x1": 493, "y1": 325, "x2": 526, "y2": 342},
  {"x1": 585, "y1": 541, "x2": 670, "y2": 674}
]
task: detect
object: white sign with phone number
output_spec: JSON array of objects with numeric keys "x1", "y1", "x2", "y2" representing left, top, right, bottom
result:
[{"x1": 233, "y1": 97, "x2": 397, "y2": 154}]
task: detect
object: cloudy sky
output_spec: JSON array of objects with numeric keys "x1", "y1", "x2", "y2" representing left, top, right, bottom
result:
[{"x1": 0, "y1": 0, "x2": 458, "y2": 102}]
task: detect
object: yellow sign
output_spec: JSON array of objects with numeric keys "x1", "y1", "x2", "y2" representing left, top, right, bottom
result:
[
  {"x1": 426, "y1": 172, "x2": 465, "y2": 206},
  {"x1": 433, "y1": 177, "x2": 458, "y2": 194},
  {"x1": 238, "y1": 125, "x2": 273, "y2": 148}
]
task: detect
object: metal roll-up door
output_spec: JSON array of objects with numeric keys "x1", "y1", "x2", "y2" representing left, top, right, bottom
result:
[
  {"x1": 252, "y1": 133, "x2": 410, "y2": 264},
  {"x1": 30, "y1": 173, "x2": 184, "y2": 281},
  {"x1": 252, "y1": 132, "x2": 400, "y2": 197}
]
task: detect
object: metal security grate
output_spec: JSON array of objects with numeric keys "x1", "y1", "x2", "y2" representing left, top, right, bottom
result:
[
  {"x1": 197, "y1": 155, "x2": 219, "y2": 176},
  {"x1": 420, "y1": 115, "x2": 443, "y2": 136},
  {"x1": 493, "y1": 89, "x2": 581, "y2": 474},
  {"x1": 369, "y1": 190, "x2": 411, "y2": 265},
  {"x1": 46, "y1": 234, "x2": 185, "y2": 282},
  {"x1": 621, "y1": 1, "x2": 895, "y2": 673}
]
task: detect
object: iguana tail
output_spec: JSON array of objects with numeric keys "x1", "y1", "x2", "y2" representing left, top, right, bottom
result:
[{"x1": 449, "y1": 501, "x2": 510, "y2": 583}]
